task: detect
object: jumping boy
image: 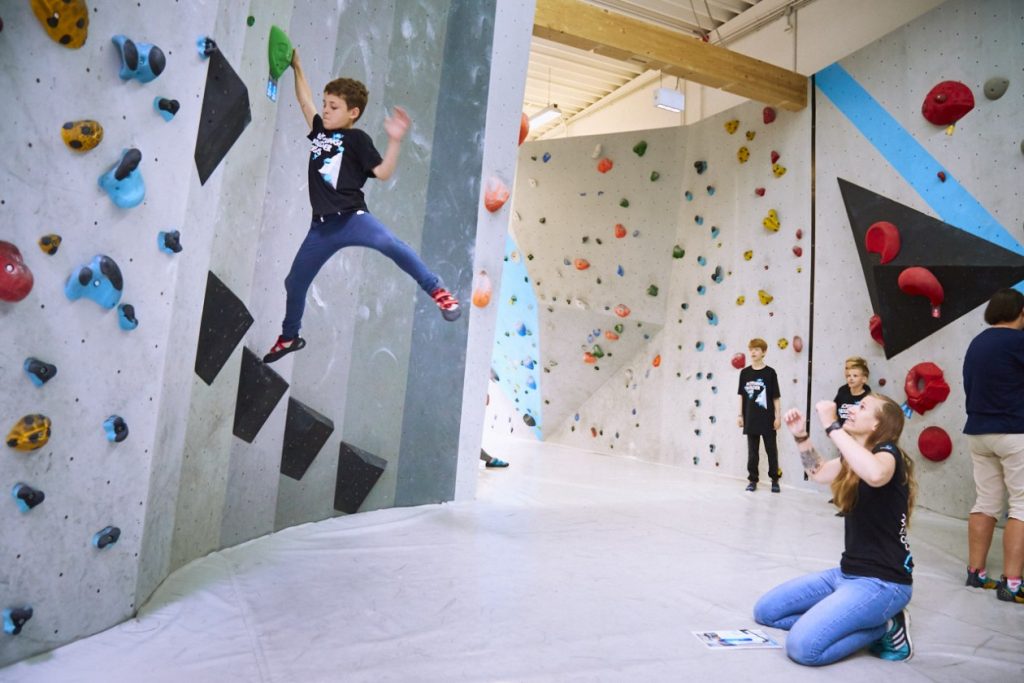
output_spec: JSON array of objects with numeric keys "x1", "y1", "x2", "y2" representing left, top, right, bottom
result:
[
  {"x1": 737, "y1": 338, "x2": 782, "y2": 492},
  {"x1": 264, "y1": 49, "x2": 460, "y2": 363}
]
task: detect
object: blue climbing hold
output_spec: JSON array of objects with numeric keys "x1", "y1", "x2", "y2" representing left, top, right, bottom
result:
[
  {"x1": 694, "y1": 160, "x2": 708, "y2": 174},
  {"x1": 697, "y1": 256, "x2": 707, "y2": 266},
  {"x1": 617, "y1": 265, "x2": 624, "y2": 276},
  {"x1": 526, "y1": 376, "x2": 537, "y2": 390},
  {"x1": 23, "y1": 358, "x2": 57, "y2": 387},
  {"x1": 711, "y1": 266, "x2": 724, "y2": 283},
  {"x1": 716, "y1": 341, "x2": 726, "y2": 350},
  {"x1": 706, "y1": 311, "x2": 718, "y2": 325},
  {"x1": 118, "y1": 303, "x2": 139, "y2": 330},
  {"x1": 65, "y1": 255, "x2": 123, "y2": 309},
  {"x1": 103, "y1": 415, "x2": 129, "y2": 443},
  {"x1": 2, "y1": 607, "x2": 32, "y2": 635},
  {"x1": 92, "y1": 526, "x2": 121, "y2": 549},
  {"x1": 694, "y1": 215, "x2": 703, "y2": 225},
  {"x1": 542, "y1": 152, "x2": 551, "y2": 163},
  {"x1": 696, "y1": 372, "x2": 704, "y2": 379},
  {"x1": 98, "y1": 148, "x2": 144, "y2": 208},
  {"x1": 707, "y1": 185, "x2": 716, "y2": 196},
  {"x1": 153, "y1": 97, "x2": 179, "y2": 121},
  {"x1": 11, "y1": 483, "x2": 45, "y2": 512},
  {"x1": 112, "y1": 35, "x2": 166, "y2": 83},
  {"x1": 685, "y1": 190, "x2": 693, "y2": 201},
  {"x1": 574, "y1": 413, "x2": 580, "y2": 421},
  {"x1": 697, "y1": 285, "x2": 706, "y2": 295},
  {"x1": 696, "y1": 341, "x2": 705, "y2": 351},
  {"x1": 516, "y1": 322, "x2": 528, "y2": 336},
  {"x1": 710, "y1": 226, "x2": 720, "y2": 239}
]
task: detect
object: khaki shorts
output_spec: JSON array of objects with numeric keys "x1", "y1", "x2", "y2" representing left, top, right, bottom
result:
[{"x1": 969, "y1": 433, "x2": 1024, "y2": 521}]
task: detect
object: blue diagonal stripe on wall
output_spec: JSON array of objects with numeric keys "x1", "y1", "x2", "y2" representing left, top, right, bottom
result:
[{"x1": 816, "y1": 62, "x2": 1023, "y2": 260}]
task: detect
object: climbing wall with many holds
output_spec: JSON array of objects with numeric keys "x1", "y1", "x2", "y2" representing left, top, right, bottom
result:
[{"x1": 813, "y1": 0, "x2": 1024, "y2": 517}]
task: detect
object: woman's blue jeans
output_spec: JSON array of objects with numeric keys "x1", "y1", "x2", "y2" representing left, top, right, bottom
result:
[
  {"x1": 753, "y1": 567, "x2": 912, "y2": 666},
  {"x1": 281, "y1": 210, "x2": 440, "y2": 339}
]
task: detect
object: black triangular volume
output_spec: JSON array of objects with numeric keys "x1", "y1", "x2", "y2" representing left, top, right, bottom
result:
[
  {"x1": 837, "y1": 178, "x2": 1024, "y2": 358},
  {"x1": 194, "y1": 48, "x2": 252, "y2": 185},
  {"x1": 334, "y1": 442, "x2": 387, "y2": 514},
  {"x1": 233, "y1": 348, "x2": 289, "y2": 443},
  {"x1": 195, "y1": 271, "x2": 255, "y2": 385},
  {"x1": 281, "y1": 398, "x2": 335, "y2": 481}
]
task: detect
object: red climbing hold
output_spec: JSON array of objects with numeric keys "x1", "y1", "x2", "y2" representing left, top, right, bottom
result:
[
  {"x1": 904, "y1": 362, "x2": 950, "y2": 415},
  {"x1": 483, "y1": 177, "x2": 509, "y2": 212},
  {"x1": 731, "y1": 353, "x2": 746, "y2": 370},
  {"x1": 937, "y1": 171, "x2": 946, "y2": 182},
  {"x1": 792, "y1": 336, "x2": 804, "y2": 353},
  {"x1": 792, "y1": 246, "x2": 803, "y2": 257},
  {"x1": 918, "y1": 425, "x2": 952, "y2": 462},
  {"x1": 518, "y1": 112, "x2": 529, "y2": 146},
  {"x1": 754, "y1": 187, "x2": 766, "y2": 197},
  {"x1": 597, "y1": 158, "x2": 614, "y2": 174},
  {"x1": 898, "y1": 266, "x2": 944, "y2": 317},
  {"x1": 770, "y1": 150, "x2": 780, "y2": 164},
  {"x1": 865, "y1": 221, "x2": 901, "y2": 264},
  {"x1": 922, "y1": 81, "x2": 975, "y2": 126},
  {"x1": 0, "y1": 241, "x2": 34, "y2": 302},
  {"x1": 869, "y1": 314, "x2": 884, "y2": 346},
  {"x1": 590, "y1": 427, "x2": 598, "y2": 437},
  {"x1": 763, "y1": 107, "x2": 776, "y2": 124},
  {"x1": 574, "y1": 259, "x2": 590, "y2": 270},
  {"x1": 795, "y1": 228, "x2": 803, "y2": 240},
  {"x1": 614, "y1": 223, "x2": 627, "y2": 239}
]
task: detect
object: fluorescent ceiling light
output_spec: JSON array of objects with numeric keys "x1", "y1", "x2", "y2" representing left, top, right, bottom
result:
[
  {"x1": 529, "y1": 105, "x2": 562, "y2": 127},
  {"x1": 654, "y1": 87, "x2": 685, "y2": 113}
]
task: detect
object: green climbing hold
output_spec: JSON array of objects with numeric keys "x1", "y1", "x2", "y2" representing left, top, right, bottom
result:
[
  {"x1": 591, "y1": 345, "x2": 605, "y2": 359},
  {"x1": 247, "y1": 16, "x2": 255, "y2": 27},
  {"x1": 620, "y1": 198, "x2": 629, "y2": 208},
  {"x1": 650, "y1": 171, "x2": 660, "y2": 182},
  {"x1": 268, "y1": 25, "x2": 294, "y2": 81},
  {"x1": 614, "y1": 323, "x2": 624, "y2": 334},
  {"x1": 633, "y1": 140, "x2": 647, "y2": 157},
  {"x1": 672, "y1": 245, "x2": 685, "y2": 259},
  {"x1": 647, "y1": 285, "x2": 659, "y2": 297}
]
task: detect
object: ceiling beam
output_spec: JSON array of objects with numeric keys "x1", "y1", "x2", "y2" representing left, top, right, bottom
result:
[{"x1": 533, "y1": 0, "x2": 807, "y2": 111}]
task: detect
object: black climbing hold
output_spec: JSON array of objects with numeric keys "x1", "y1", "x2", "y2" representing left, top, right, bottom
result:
[
  {"x1": 159, "y1": 230, "x2": 182, "y2": 253},
  {"x1": 12, "y1": 483, "x2": 45, "y2": 512},
  {"x1": 523, "y1": 413, "x2": 536, "y2": 427},
  {"x1": 280, "y1": 398, "x2": 335, "y2": 481},
  {"x1": 121, "y1": 37, "x2": 139, "y2": 71},
  {"x1": 233, "y1": 348, "x2": 288, "y2": 443},
  {"x1": 2, "y1": 607, "x2": 32, "y2": 635},
  {"x1": 118, "y1": 303, "x2": 139, "y2": 330},
  {"x1": 194, "y1": 271, "x2": 255, "y2": 385},
  {"x1": 694, "y1": 160, "x2": 707, "y2": 174},
  {"x1": 114, "y1": 148, "x2": 142, "y2": 181},
  {"x1": 334, "y1": 441, "x2": 387, "y2": 514},
  {"x1": 23, "y1": 358, "x2": 57, "y2": 387},
  {"x1": 490, "y1": 367, "x2": 500, "y2": 382},
  {"x1": 103, "y1": 415, "x2": 129, "y2": 443},
  {"x1": 92, "y1": 526, "x2": 121, "y2": 549}
]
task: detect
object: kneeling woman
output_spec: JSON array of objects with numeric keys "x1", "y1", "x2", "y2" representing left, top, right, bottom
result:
[{"x1": 754, "y1": 394, "x2": 917, "y2": 665}]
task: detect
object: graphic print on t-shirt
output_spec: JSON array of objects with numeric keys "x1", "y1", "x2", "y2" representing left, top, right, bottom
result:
[
  {"x1": 310, "y1": 131, "x2": 344, "y2": 189},
  {"x1": 744, "y1": 378, "x2": 768, "y2": 410}
]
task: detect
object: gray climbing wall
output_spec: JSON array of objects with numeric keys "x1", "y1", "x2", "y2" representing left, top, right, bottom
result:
[{"x1": 0, "y1": 0, "x2": 532, "y2": 667}]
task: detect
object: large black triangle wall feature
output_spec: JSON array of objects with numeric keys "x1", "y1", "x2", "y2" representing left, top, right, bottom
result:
[
  {"x1": 194, "y1": 43, "x2": 251, "y2": 185},
  {"x1": 232, "y1": 348, "x2": 289, "y2": 443},
  {"x1": 837, "y1": 178, "x2": 1024, "y2": 358},
  {"x1": 280, "y1": 398, "x2": 335, "y2": 481},
  {"x1": 334, "y1": 442, "x2": 387, "y2": 514},
  {"x1": 195, "y1": 271, "x2": 255, "y2": 385}
]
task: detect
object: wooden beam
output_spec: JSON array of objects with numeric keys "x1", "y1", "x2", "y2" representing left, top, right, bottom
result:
[{"x1": 533, "y1": 0, "x2": 807, "y2": 111}]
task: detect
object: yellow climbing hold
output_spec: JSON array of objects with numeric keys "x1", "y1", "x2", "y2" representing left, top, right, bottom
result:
[
  {"x1": 746, "y1": 130, "x2": 756, "y2": 141},
  {"x1": 725, "y1": 119, "x2": 739, "y2": 134},
  {"x1": 772, "y1": 163, "x2": 787, "y2": 178},
  {"x1": 736, "y1": 295, "x2": 746, "y2": 305},
  {"x1": 737, "y1": 147, "x2": 750, "y2": 163},
  {"x1": 777, "y1": 338, "x2": 789, "y2": 350},
  {"x1": 758, "y1": 290, "x2": 774, "y2": 305},
  {"x1": 6, "y1": 414, "x2": 52, "y2": 451},
  {"x1": 31, "y1": 0, "x2": 89, "y2": 49},
  {"x1": 61, "y1": 120, "x2": 103, "y2": 152},
  {"x1": 762, "y1": 209, "x2": 780, "y2": 232},
  {"x1": 743, "y1": 250, "x2": 753, "y2": 261}
]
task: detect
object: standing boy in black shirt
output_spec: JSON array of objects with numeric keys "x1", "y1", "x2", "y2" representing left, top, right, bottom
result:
[
  {"x1": 737, "y1": 338, "x2": 782, "y2": 492},
  {"x1": 264, "y1": 49, "x2": 460, "y2": 363}
]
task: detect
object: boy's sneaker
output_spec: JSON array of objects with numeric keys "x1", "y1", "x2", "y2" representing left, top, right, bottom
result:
[
  {"x1": 995, "y1": 577, "x2": 1024, "y2": 603},
  {"x1": 485, "y1": 458, "x2": 509, "y2": 468},
  {"x1": 431, "y1": 287, "x2": 461, "y2": 321},
  {"x1": 870, "y1": 608, "x2": 913, "y2": 661},
  {"x1": 263, "y1": 335, "x2": 306, "y2": 363},
  {"x1": 745, "y1": 482, "x2": 756, "y2": 492},
  {"x1": 965, "y1": 568, "x2": 998, "y2": 589},
  {"x1": 771, "y1": 482, "x2": 780, "y2": 493}
]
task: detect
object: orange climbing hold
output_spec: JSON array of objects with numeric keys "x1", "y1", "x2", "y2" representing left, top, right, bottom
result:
[
  {"x1": 652, "y1": 354, "x2": 661, "y2": 368},
  {"x1": 583, "y1": 352, "x2": 597, "y2": 364},
  {"x1": 471, "y1": 270, "x2": 492, "y2": 308},
  {"x1": 574, "y1": 259, "x2": 590, "y2": 270},
  {"x1": 518, "y1": 112, "x2": 529, "y2": 145},
  {"x1": 865, "y1": 221, "x2": 901, "y2": 264},
  {"x1": 614, "y1": 224, "x2": 626, "y2": 239},
  {"x1": 614, "y1": 304, "x2": 631, "y2": 318},
  {"x1": 898, "y1": 266, "x2": 944, "y2": 317},
  {"x1": 597, "y1": 158, "x2": 614, "y2": 173},
  {"x1": 483, "y1": 177, "x2": 509, "y2": 212},
  {"x1": 604, "y1": 330, "x2": 619, "y2": 341}
]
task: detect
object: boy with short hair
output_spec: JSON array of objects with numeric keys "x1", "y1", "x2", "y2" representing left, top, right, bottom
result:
[
  {"x1": 264, "y1": 49, "x2": 460, "y2": 363},
  {"x1": 737, "y1": 338, "x2": 782, "y2": 492}
]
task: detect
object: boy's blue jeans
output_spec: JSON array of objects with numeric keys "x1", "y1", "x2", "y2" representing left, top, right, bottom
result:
[
  {"x1": 753, "y1": 567, "x2": 912, "y2": 666},
  {"x1": 281, "y1": 210, "x2": 440, "y2": 339}
]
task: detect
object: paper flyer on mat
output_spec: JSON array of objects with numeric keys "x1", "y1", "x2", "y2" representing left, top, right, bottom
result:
[{"x1": 693, "y1": 629, "x2": 781, "y2": 649}]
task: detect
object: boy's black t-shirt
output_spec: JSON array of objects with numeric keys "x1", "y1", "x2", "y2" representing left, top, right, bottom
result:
[
  {"x1": 306, "y1": 115, "x2": 383, "y2": 215},
  {"x1": 834, "y1": 384, "x2": 872, "y2": 425},
  {"x1": 840, "y1": 441, "x2": 914, "y2": 585},
  {"x1": 737, "y1": 365, "x2": 780, "y2": 435}
]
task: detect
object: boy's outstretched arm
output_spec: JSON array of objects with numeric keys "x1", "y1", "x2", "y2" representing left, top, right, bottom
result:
[
  {"x1": 291, "y1": 49, "x2": 316, "y2": 129},
  {"x1": 373, "y1": 106, "x2": 410, "y2": 181}
]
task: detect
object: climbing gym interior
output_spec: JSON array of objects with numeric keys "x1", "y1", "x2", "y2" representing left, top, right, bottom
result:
[{"x1": 2, "y1": 0, "x2": 1022, "y2": 680}]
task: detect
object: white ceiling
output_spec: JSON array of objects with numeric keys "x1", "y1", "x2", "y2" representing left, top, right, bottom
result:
[{"x1": 524, "y1": 0, "x2": 765, "y2": 138}]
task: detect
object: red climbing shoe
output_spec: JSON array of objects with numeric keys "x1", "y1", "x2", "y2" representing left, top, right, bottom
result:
[
  {"x1": 431, "y1": 288, "x2": 461, "y2": 321},
  {"x1": 263, "y1": 335, "x2": 306, "y2": 363}
]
